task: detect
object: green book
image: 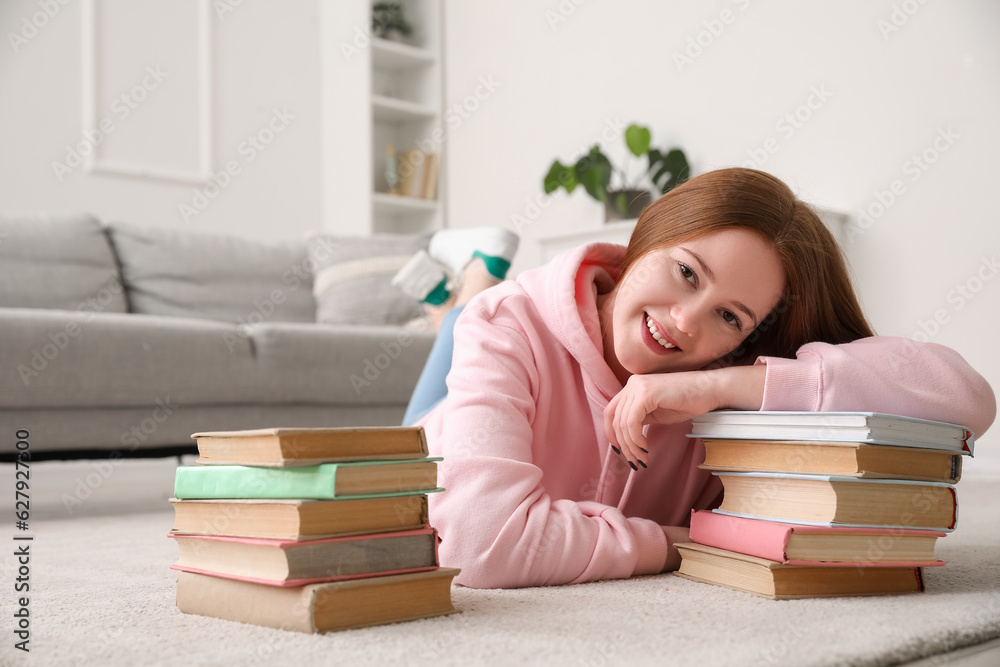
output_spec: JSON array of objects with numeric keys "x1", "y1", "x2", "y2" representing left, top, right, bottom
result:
[{"x1": 174, "y1": 458, "x2": 443, "y2": 500}]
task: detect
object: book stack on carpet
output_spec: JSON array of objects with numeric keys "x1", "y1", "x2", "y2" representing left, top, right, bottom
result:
[
  {"x1": 168, "y1": 426, "x2": 460, "y2": 633},
  {"x1": 673, "y1": 411, "x2": 974, "y2": 600}
]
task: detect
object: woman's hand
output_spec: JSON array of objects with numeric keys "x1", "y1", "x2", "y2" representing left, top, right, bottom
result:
[{"x1": 603, "y1": 366, "x2": 767, "y2": 469}]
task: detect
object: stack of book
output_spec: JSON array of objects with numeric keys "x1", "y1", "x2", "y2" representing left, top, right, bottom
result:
[
  {"x1": 674, "y1": 411, "x2": 973, "y2": 600},
  {"x1": 168, "y1": 426, "x2": 460, "y2": 633}
]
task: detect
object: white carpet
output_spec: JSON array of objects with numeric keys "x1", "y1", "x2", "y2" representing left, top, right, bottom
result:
[{"x1": 2, "y1": 445, "x2": 999, "y2": 667}]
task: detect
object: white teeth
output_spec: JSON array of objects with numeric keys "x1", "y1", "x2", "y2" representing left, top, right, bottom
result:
[{"x1": 645, "y1": 314, "x2": 675, "y2": 349}]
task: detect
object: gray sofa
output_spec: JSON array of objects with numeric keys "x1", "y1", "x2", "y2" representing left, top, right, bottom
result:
[{"x1": 0, "y1": 214, "x2": 436, "y2": 459}]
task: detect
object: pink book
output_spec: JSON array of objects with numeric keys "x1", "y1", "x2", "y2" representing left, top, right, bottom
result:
[
  {"x1": 689, "y1": 510, "x2": 945, "y2": 567},
  {"x1": 168, "y1": 527, "x2": 441, "y2": 586}
]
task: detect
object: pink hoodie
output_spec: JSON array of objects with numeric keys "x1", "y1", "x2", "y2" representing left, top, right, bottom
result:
[{"x1": 417, "y1": 243, "x2": 996, "y2": 589}]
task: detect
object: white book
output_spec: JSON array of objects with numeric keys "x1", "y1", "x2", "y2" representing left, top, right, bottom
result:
[{"x1": 689, "y1": 411, "x2": 974, "y2": 455}]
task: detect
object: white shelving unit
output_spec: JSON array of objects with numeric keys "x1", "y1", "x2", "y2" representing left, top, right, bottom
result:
[{"x1": 322, "y1": 0, "x2": 445, "y2": 237}]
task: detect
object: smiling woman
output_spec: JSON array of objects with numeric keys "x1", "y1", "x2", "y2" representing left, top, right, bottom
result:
[
  {"x1": 597, "y1": 228, "x2": 787, "y2": 380},
  {"x1": 399, "y1": 167, "x2": 996, "y2": 589}
]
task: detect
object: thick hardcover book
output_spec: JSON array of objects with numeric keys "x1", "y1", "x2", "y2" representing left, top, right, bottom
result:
[
  {"x1": 168, "y1": 527, "x2": 439, "y2": 586},
  {"x1": 698, "y1": 439, "x2": 961, "y2": 483},
  {"x1": 713, "y1": 472, "x2": 958, "y2": 531},
  {"x1": 191, "y1": 426, "x2": 429, "y2": 466},
  {"x1": 674, "y1": 543, "x2": 924, "y2": 600},
  {"x1": 175, "y1": 567, "x2": 461, "y2": 633},
  {"x1": 689, "y1": 411, "x2": 974, "y2": 455},
  {"x1": 169, "y1": 495, "x2": 429, "y2": 540},
  {"x1": 688, "y1": 510, "x2": 944, "y2": 566},
  {"x1": 173, "y1": 459, "x2": 443, "y2": 500}
]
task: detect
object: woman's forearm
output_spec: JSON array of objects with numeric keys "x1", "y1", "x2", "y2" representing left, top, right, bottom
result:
[
  {"x1": 708, "y1": 364, "x2": 767, "y2": 411},
  {"x1": 661, "y1": 525, "x2": 691, "y2": 572}
]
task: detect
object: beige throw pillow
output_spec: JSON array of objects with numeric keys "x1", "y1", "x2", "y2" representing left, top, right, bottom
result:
[{"x1": 309, "y1": 232, "x2": 432, "y2": 326}]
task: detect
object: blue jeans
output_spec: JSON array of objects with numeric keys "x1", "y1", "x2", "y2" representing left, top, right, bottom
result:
[{"x1": 402, "y1": 305, "x2": 465, "y2": 426}]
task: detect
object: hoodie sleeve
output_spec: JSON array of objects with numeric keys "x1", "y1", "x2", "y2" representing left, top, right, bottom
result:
[
  {"x1": 756, "y1": 336, "x2": 996, "y2": 438},
  {"x1": 427, "y1": 302, "x2": 668, "y2": 589}
]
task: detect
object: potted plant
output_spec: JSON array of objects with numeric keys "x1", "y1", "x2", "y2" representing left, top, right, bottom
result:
[
  {"x1": 372, "y1": 2, "x2": 413, "y2": 42},
  {"x1": 543, "y1": 124, "x2": 690, "y2": 221}
]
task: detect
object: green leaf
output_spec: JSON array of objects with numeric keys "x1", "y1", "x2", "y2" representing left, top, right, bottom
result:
[
  {"x1": 615, "y1": 192, "x2": 629, "y2": 216},
  {"x1": 648, "y1": 147, "x2": 690, "y2": 194},
  {"x1": 543, "y1": 161, "x2": 577, "y2": 194},
  {"x1": 625, "y1": 125, "x2": 651, "y2": 157},
  {"x1": 575, "y1": 147, "x2": 612, "y2": 203}
]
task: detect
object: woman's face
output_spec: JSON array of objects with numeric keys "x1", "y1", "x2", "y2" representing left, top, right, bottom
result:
[{"x1": 606, "y1": 227, "x2": 786, "y2": 376}]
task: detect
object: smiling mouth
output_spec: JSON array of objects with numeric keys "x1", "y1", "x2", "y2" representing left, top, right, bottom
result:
[{"x1": 644, "y1": 312, "x2": 680, "y2": 351}]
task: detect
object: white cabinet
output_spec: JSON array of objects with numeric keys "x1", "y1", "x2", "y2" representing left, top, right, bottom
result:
[
  {"x1": 535, "y1": 209, "x2": 849, "y2": 266},
  {"x1": 537, "y1": 219, "x2": 638, "y2": 265}
]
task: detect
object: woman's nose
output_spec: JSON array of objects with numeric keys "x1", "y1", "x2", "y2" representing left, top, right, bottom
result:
[{"x1": 670, "y1": 301, "x2": 704, "y2": 335}]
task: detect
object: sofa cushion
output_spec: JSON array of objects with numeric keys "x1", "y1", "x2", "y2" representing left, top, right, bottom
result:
[
  {"x1": 0, "y1": 213, "x2": 128, "y2": 313},
  {"x1": 247, "y1": 322, "x2": 435, "y2": 404},
  {"x1": 0, "y1": 309, "x2": 434, "y2": 409},
  {"x1": 0, "y1": 308, "x2": 259, "y2": 409},
  {"x1": 309, "y1": 232, "x2": 432, "y2": 326},
  {"x1": 104, "y1": 221, "x2": 316, "y2": 324}
]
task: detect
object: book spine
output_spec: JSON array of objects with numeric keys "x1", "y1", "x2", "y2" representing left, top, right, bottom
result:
[
  {"x1": 171, "y1": 563, "x2": 439, "y2": 587},
  {"x1": 689, "y1": 510, "x2": 791, "y2": 562}
]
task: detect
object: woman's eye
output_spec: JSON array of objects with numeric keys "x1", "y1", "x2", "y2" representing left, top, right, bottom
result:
[
  {"x1": 678, "y1": 263, "x2": 697, "y2": 285},
  {"x1": 722, "y1": 310, "x2": 743, "y2": 331}
]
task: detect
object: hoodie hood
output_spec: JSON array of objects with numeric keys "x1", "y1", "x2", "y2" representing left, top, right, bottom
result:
[
  {"x1": 516, "y1": 242, "x2": 641, "y2": 509},
  {"x1": 517, "y1": 242, "x2": 627, "y2": 403}
]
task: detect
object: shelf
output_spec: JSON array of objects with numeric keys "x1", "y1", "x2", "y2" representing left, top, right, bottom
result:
[
  {"x1": 373, "y1": 191, "x2": 439, "y2": 214},
  {"x1": 372, "y1": 38, "x2": 436, "y2": 69},
  {"x1": 372, "y1": 95, "x2": 438, "y2": 123}
]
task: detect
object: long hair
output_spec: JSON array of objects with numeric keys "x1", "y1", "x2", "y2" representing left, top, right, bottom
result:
[{"x1": 618, "y1": 167, "x2": 874, "y2": 364}]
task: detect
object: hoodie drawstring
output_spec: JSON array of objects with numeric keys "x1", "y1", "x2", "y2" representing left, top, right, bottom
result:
[
  {"x1": 616, "y1": 468, "x2": 638, "y2": 512},
  {"x1": 615, "y1": 423, "x2": 647, "y2": 511}
]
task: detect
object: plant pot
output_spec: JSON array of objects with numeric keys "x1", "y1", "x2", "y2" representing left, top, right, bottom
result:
[
  {"x1": 379, "y1": 27, "x2": 405, "y2": 42},
  {"x1": 605, "y1": 189, "x2": 652, "y2": 222}
]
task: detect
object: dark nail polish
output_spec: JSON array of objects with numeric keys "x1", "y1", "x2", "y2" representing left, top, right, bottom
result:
[
  {"x1": 638, "y1": 447, "x2": 649, "y2": 454},
  {"x1": 638, "y1": 460, "x2": 647, "y2": 469},
  {"x1": 611, "y1": 445, "x2": 621, "y2": 455},
  {"x1": 628, "y1": 460, "x2": 638, "y2": 471}
]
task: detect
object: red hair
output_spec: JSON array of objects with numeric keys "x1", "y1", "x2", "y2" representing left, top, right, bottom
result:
[{"x1": 619, "y1": 167, "x2": 875, "y2": 364}]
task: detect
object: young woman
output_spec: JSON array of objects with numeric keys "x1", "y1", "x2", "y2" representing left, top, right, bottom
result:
[{"x1": 394, "y1": 167, "x2": 996, "y2": 589}]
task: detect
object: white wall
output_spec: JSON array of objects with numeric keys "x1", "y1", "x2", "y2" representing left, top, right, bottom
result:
[
  {"x1": 1, "y1": 1, "x2": 997, "y2": 441},
  {"x1": 0, "y1": 0, "x2": 322, "y2": 242},
  {"x1": 443, "y1": 0, "x2": 1000, "y2": 445}
]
